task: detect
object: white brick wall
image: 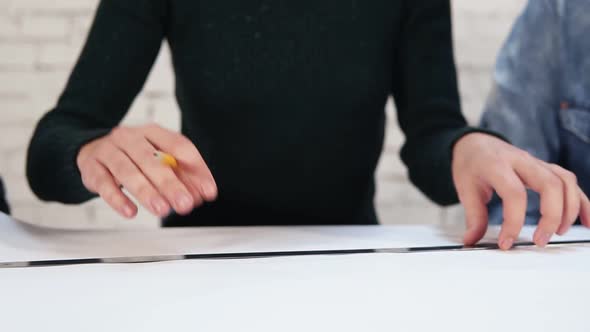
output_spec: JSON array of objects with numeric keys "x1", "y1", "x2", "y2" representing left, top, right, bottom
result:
[{"x1": 0, "y1": 0, "x2": 527, "y2": 229}]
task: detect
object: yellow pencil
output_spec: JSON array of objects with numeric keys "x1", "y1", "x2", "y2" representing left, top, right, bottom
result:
[{"x1": 154, "y1": 151, "x2": 178, "y2": 169}]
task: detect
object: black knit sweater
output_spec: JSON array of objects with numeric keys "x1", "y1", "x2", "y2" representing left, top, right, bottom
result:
[{"x1": 27, "y1": 0, "x2": 493, "y2": 226}]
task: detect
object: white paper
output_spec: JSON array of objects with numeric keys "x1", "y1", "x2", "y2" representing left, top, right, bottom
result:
[
  {"x1": 3, "y1": 212, "x2": 590, "y2": 262},
  {"x1": 0, "y1": 212, "x2": 465, "y2": 262},
  {"x1": 2, "y1": 248, "x2": 590, "y2": 332},
  {"x1": 2, "y1": 212, "x2": 590, "y2": 332}
]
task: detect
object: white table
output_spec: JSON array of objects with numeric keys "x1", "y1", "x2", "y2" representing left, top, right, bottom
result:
[{"x1": 1, "y1": 213, "x2": 589, "y2": 332}]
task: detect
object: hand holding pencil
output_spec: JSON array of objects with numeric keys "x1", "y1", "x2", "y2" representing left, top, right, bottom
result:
[{"x1": 76, "y1": 124, "x2": 217, "y2": 218}]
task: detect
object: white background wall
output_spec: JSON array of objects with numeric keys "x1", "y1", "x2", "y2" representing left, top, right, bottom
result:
[{"x1": 0, "y1": 0, "x2": 527, "y2": 229}]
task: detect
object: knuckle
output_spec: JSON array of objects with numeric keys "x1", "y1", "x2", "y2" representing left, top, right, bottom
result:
[
  {"x1": 515, "y1": 149, "x2": 532, "y2": 161},
  {"x1": 95, "y1": 140, "x2": 116, "y2": 157},
  {"x1": 178, "y1": 134, "x2": 193, "y2": 146},
  {"x1": 171, "y1": 139, "x2": 194, "y2": 155},
  {"x1": 110, "y1": 126, "x2": 137, "y2": 142},
  {"x1": 82, "y1": 173, "x2": 99, "y2": 191},
  {"x1": 77, "y1": 156, "x2": 93, "y2": 173},
  {"x1": 564, "y1": 170, "x2": 578, "y2": 185},
  {"x1": 543, "y1": 175, "x2": 563, "y2": 191},
  {"x1": 102, "y1": 189, "x2": 123, "y2": 206},
  {"x1": 109, "y1": 126, "x2": 125, "y2": 139},
  {"x1": 80, "y1": 166, "x2": 110, "y2": 193},
  {"x1": 135, "y1": 184, "x2": 155, "y2": 200},
  {"x1": 77, "y1": 146, "x2": 95, "y2": 166},
  {"x1": 547, "y1": 164, "x2": 578, "y2": 185},
  {"x1": 80, "y1": 174, "x2": 93, "y2": 191}
]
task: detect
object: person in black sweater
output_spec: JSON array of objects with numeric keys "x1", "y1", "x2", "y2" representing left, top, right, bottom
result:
[
  {"x1": 0, "y1": 178, "x2": 9, "y2": 215},
  {"x1": 26, "y1": 0, "x2": 590, "y2": 249}
]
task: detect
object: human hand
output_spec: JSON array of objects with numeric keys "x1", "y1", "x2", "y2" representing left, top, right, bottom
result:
[
  {"x1": 452, "y1": 133, "x2": 590, "y2": 250},
  {"x1": 76, "y1": 124, "x2": 217, "y2": 219}
]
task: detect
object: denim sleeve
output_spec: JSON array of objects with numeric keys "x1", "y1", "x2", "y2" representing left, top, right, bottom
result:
[{"x1": 480, "y1": 0, "x2": 562, "y2": 225}]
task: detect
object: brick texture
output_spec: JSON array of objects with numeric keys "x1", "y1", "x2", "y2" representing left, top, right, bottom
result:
[{"x1": 0, "y1": 0, "x2": 527, "y2": 228}]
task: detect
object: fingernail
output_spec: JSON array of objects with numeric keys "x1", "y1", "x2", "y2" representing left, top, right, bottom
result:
[
  {"x1": 122, "y1": 205, "x2": 134, "y2": 218},
  {"x1": 500, "y1": 237, "x2": 514, "y2": 250},
  {"x1": 557, "y1": 225, "x2": 570, "y2": 236},
  {"x1": 151, "y1": 198, "x2": 169, "y2": 216},
  {"x1": 201, "y1": 181, "x2": 217, "y2": 199},
  {"x1": 537, "y1": 232, "x2": 552, "y2": 247},
  {"x1": 175, "y1": 193, "x2": 192, "y2": 210}
]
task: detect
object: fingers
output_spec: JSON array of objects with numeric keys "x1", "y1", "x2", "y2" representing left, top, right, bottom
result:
[
  {"x1": 452, "y1": 134, "x2": 586, "y2": 250},
  {"x1": 489, "y1": 156, "x2": 584, "y2": 248},
  {"x1": 177, "y1": 171, "x2": 204, "y2": 208},
  {"x1": 457, "y1": 181, "x2": 490, "y2": 246},
  {"x1": 81, "y1": 161, "x2": 137, "y2": 219},
  {"x1": 113, "y1": 135, "x2": 196, "y2": 215},
  {"x1": 484, "y1": 164, "x2": 527, "y2": 250},
  {"x1": 511, "y1": 155, "x2": 565, "y2": 247},
  {"x1": 546, "y1": 164, "x2": 580, "y2": 235},
  {"x1": 580, "y1": 190, "x2": 590, "y2": 228},
  {"x1": 142, "y1": 125, "x2": 217, "y2": 201},
  {"x1": 78, "y1": 124, "x2": 216, "y2": 219},
  {"x1": 95, "y1": 141, "x2": 172, "y2": 217}
]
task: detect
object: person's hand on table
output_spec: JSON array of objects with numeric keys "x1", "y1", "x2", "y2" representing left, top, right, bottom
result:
[
  {"x1": 76, "y1": 124, "x2": 217, "y2": 219},
  {"x1": 452, "y1": 133, "x2": 590, "y2": 250}
]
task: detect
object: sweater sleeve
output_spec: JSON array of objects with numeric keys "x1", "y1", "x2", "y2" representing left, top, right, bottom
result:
[
  {"x1": 392, "y1": 0, "x2": 503, "y2": 206},
  {"x1": 0, "y1": 177, "x2": 9, "y2": 215},
  {"x1": 26, "y1": 0, "x2": 167, "y2": 203}
]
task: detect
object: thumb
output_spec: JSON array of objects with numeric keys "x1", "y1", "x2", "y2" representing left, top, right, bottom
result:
[{"x1": 459, "y1": 184, "x2": 490, "y2": 246}]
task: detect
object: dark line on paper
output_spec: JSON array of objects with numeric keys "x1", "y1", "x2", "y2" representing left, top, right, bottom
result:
[{"x1": 2, "y1": 239, "x2": 590, "y2": 269}]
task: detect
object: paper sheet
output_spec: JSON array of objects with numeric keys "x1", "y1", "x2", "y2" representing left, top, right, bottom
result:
[
  {"x1": 0, "y1": 213, "x2": 463, "y2": 262},
  {"x1": 2, "y1": 212, "x2": 590, "y2": 263},
  {"x1": 2, "y1": 248, "x2": 590, "y2": 332},
  {"x1": 2, "y1": 212, "x2": 590, "y2": 332}
]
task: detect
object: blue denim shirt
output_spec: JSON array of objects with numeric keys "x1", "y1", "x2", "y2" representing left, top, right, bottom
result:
[{"x1": 481, "y1": 0, "x2": 590, "y2": 225}]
